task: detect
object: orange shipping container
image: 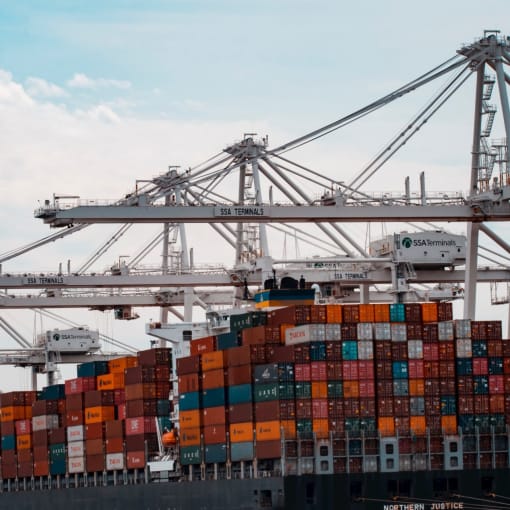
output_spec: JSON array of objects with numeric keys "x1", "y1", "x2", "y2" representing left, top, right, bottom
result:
[
  {"x1": 16, "y1": 434, "x2": 32, "y2": 450},
  {"x1": 108, "y1": 356, "x2": 137, "y2": 374},
  {"x1": 312, "y1": 418, "x2": 329, "y2": 438},
  {"x1": 229, "y1": 422, "x2": 254, "y2": 443},
  {"x1": 441, "y1": 415, "x2": 457, "y2": 434},
  {"x1": 410, "y1": 416, "x2": 426, "y2": 436},
  {"x1": 84, "y1": 406, "x2": 115, "y2": 424},
  {"x1": 421, "y1": 303, "x2": 438, "y2": 323},
  {"x1": 1, "y1": 406, "x2": 25, "y2": 422},
  {"x1": 409, "y1": 379, "x2": 425, "y2": 396},
  {"x1": 326, "y1": 304, "x2": 342, "y2": 324},
  {"x1": 201, "y1": 351, "x2": 224, "y2": 372},
  {"x1": 373, "y1": 304, "x2": 390, "y2": 323},
  {"x1": 311, "y1": 381, "x2": 328, "y2": 399},
  {"x1": 180, "y1": 410, "x2": 201, "y2": 429},
  {"x1": 255, "y1": 420, "x2": 281, "y2": 441},
  {"x1": 378, "y1": 417, "x2": 395, "y2": 436},
  {"x1": 280, "y1": 420, "x2": 296, "y2": 440},
  {"x1": 343, "y1": 380, "x2": 360, "y2": 399},
  {"x1": 97, "y1": 373, "x2": 125, "y2": 391},
  {"x1": 180, "y1": 427, "x2": 201, "y2": 446},
  {"x1": 359, "y1": 304, "x2": 375, "y2": 323}
]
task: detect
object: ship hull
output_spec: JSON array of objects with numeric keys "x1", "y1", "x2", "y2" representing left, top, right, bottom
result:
[{"x1": 0, "y1": 469, "x2": 506, "y2": 509}]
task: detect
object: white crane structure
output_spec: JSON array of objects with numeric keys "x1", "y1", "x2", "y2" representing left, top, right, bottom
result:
[{"x1": 2, "y1": 31, "x2": 510, "y2": 377}]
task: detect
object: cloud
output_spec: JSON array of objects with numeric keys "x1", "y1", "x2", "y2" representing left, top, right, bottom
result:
[
  {"x1": 78, "y1": 104, "x2": 121, "y2": 124},
  {"x1": 25, "y1": 77, "x2": 68, "y2": 98},
  {"x1": 0, "y1": 70, "x2": 34, "y2": 107},
  {"x1": 67, "y1": 73, "x2": 131, "y2": 90}
]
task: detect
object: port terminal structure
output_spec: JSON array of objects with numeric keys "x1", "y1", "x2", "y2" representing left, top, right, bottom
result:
[{"x1": 1, "y1": 31, "x2": 510, "y2": 378}]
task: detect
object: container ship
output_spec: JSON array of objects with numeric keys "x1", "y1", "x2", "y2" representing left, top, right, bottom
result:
[{"x1": 1, "y1": 295, "x2": 510, "y2": 509}]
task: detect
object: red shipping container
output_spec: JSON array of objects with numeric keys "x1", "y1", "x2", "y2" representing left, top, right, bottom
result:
[
  {"x1": 34, "y1": 460, "x2": 49, "y2": 477},
  {"x1": 294, "y1": 363, "x2": 311, "y2": 381},
  {"x1": 65, "y1": 410, "x2": 84, "y2": 426},
  {"x1": 85, "y1": 422, "x2": 105, "y2": 440},
  {"x1": 474, "y1": 395, "x2": 490, "y2": 414},
  {"x1": 377, "y1": 398, "x2": 394, "y2": 417},
  {"x1": 342, "y1": 361, "x2": 359, "y2": 381},
  {"x1": 376, "y1": 361, "x2": 393, "y2": 379},
  {"x1": 359, "y1": 398, "x2": 376, "y2": 417},
  {"x1": 241, "y1": 325, "x2": 267, "y2": 346},
  {"x1": 423, "y1": 361, "x2": 440, "y2": 378},
  {"x1": 343, "y1": 398, "x2": 360, "y2": 417},
  {"x1": 202, "y1": 406, "x2": 226, "y2": 426},
  {"x1": 488, "y1": 339, "x2": 503, "y2": 357},
  {"x1": 489, "y1": 374, "x2": 504, "y2": 394},
  {"x1": 105, "y1": 420, "x2": 124, "y2": 438},
  {"x1": 190, "y1": 336, "x2": 216, "y2": 356},
  {"x1": 312, "y1": 399, "x2": 328, "y2": 419},
  {"x1": 473, "y1": 357, "x2": 488, "y2": 375},
  {"x1": 228, "y1": 402, "x2": 253, "y2": 423},
  {"x1": 296, "y1": 399, "x2": 313, "y2": 419},
  {"x1": 423, "y1": 343, "x2": 439, "y2": 360},
  {"x1": 65, "y1": 393, "x2": 83, "y2": 412},
  {"x1": 438, "y1": 342, "x2": 455, "y2": 359},
  {"x1": 224, "y1": 345, "x2": 252, "y2": 367},
  {"x1": 125, "y1": 416, "x2": 157, "y2": 436},
  {"x1": 327, "y1": 399, "x2": 344, "y2": 419},
  {"x1": 201, "y1": 368, "x2": 226, "y2": 390},
  {"x1": 325, "y1": 342, "x2": 342, "y2": 361},
  {"x1": 178, "y1": 373, "x2": 200, "y2": 394},
  {"x1": 65, "y1": 376, "x2": 96, "y2": 395},
  {"x1": 15, "y1": 418, "x2": 31, "y2": 435},
  {"x1": 106, "y1": 437, "x2": 124, "y2": 454},
  {"x1": 126, "y1": 450, "x2": 146, "y2": 469},
  {"x1": 458, "y1": 395, "x2": 474, "y2": 414},
  {"x1": 408, "y1": 359, "x2": 424, "y2": 379},
  {"x1": 359, "y1": 380, "x2": 375, "y2": 398},
  {"x1": 227, "y1": 364, "x2": 252, "y2": 386},
  {"x1": 394, "y1": 397, "x2": 410, "y2": 416},
  {"x1": 326, "y1": 361, "x2": 342, "y2": 380},
  {"x1": 490, "y1": 394, "x2": 505, "y2": 413},
  {"x1": 457, "y1": 376, "x2": 474, "y2": 394},
  {"x1": 176, "y1": 355, "x2": 201, "y2": 375},
  {"x1": 203, "y1": 424, "x2": 226, "y2": 444},
  {"x1": 439, "y1": 379, "x2": 456, "y2": 395},
  {"x1": 86, "y1": 453, "x2": 105, "y2": 472},
  {"x1": 376, "y1": 379, "x2": 393, "y2": 397},
  {"x1": 358, "y1": 361, "x2": 374, "y2": 379},
  {"x1": 310, "y1": 361, "x2": 327, "y2": 381}
]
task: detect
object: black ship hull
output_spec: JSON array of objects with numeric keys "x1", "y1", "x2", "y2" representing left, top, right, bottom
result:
[{"x1": 0, "y1": 469, "x2": 505, "y2": 509}]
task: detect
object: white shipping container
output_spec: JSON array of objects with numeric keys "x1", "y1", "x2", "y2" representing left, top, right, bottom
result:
[
  {"x1": 32, "y1": 414, "x2": 59, "y2": 432},
  {"x1": 374, "y1": 323, "x2": 391, "y2": 341},
  {"x1": 106, "y1": 453, "x2": 125, "y2": 471},
  {"x1": 68, "y1": 440, "x2": 85, "y2": 458},
  {"x1": 456, "y1": 339, "x2": 472, "y2": 358},
  {"x1": 455, "y1": 319, "x2": 472, "y2": 339},
  {"x1": 357, "y1": 341, "x2": 374, "y2": 360},
  {"x1": 391, "y1": 324, "x2": 407, "y2": 342},
  {"x1": 408, "y1": 340, "x2": 423, "y2": 359},
  {"x1": 68, "y1": 456, "x2": 86, "y2": 474},
  {"x1": 399, "y1": 455, "x2": 412, "y2": 471},
  {"x1": 67, "y1": 425, "x2": 85, "y2": 442},
  {"x1": 438, "y1": 321, "x2": 454, "y2": 341},
  {"x1": 357, "y1": 323, "x2": 373, "y2": 341},
  {"x1": 363, "y1": 456, "x2": 378, "y2": 472},
  {"x1": 325, "y1": 324, "x2": 341, "y2": 341},
  {"x1": 285, "y1": 324, "x2": 327, "y2": 344}
]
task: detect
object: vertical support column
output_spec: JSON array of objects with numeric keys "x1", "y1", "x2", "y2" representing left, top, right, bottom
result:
[
  {"x1": 235, "y1": 163, "x2": 246, "y2": 264},
  {"x1": 175, "y1": 186, "x2": 189, "y2": 270},
  {"x1": 183, "y1": 288, "x2": 194, "y2": 322},
  {"x1": 494, "y1": 56, "x2": 510, "y2": 148},
  {"x1": 470, "y1": 66, "x2": 485, "y2": 194},
  {"x1": 251, "y1": 159, "x2": 269, "y2": 257},
  {"x1": 464, "y1": 223, "x2": 479, "y2": 320},
  {"x1": 159, "y1": 195, "x2": 171, "y2": 348},
  {"x1": 359, "y1": 284, "x2": 369, "y2": 304}
]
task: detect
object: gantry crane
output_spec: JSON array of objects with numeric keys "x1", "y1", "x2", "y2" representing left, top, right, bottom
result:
[{"x1": 2, "y1": 31, "x2": 510, "y2": 377}]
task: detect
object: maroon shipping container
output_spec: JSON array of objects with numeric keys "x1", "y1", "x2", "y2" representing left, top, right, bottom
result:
[
  {"x1": 267, "y1": 345, "x2": 296, "y2": 363},
  {"x1": 86, "y1": 453, "x2": 105, "y2": 472},
  {"x1": 125, "y1": 365, "x2": 170, "y2": 384},
  {"x1": 65, "y1": 393, "x2": 84, "y2": 412},
  {"x1": 439, "y1": 360, "x2": 455, "y2": 378},
  {"x1": 310, "y1": 305, "x2": 327, "y2": 323},
  {"x1": 15, "y1": 418, "x2": 31, "y2": 436},
  {"x1": 391, "y1": 343, "x2": 408, "y2": 360},
  {"x1": 474, "y1": 395, "x2": 490, "y2": 414},
  {"x1": 179, "y1": 373, "x2": 200, "y2": 394},
  {"x1": 279, "y1": 400, "x2": 296, "y2": 420},
  {"x1": 105, "y1": 420, "x2": 124, "y2": 438},
  {"x1": 255, "y1": 401, "x2": 281, "y2": 421},
  {"x1": 32, "y1": 430, "x2": 49, "y2": 448},
  {"x1": 228, "y1": 402, "x2": 253, "y2": 423},
  {"x1": 224, "y1": 345, "x2": 252, "y2": 367},
  {"x1": 176, "y1": 355, "x2": 201, "y2": 376},
  {"x1": 114, "y1": 389, "x2": 126, "y2": 405},
  {"x1": 0, "y1": 391, "x2": 25, "y2": 406},
  {"x1": 241, "y1": 325, "x2": 267, "y2": 346},
  {"x1": 325, "y1": 342, "x2": 342, "y2": 361},
  {"x1": 424, "y1": 379, "x2": 441, "y2": 396},
  {"x1": 425, "y1": 396, "x2": 441, "y2": 415},
  {"x1": 255, "y1": 440, "x2": 281, "y2": 459},
  {"x1": 65, "y1": 410, "x2": 84, "y2": 427},
  {"x1": 65, "y1": 376, "x2": 96, "y2": 395},
  {"x1": 32, "y1": 399, "x2": 59, "y2": 416},
  {"x1": 394, "y1": 416, "x2": 410, "y2": 434},
  {"x1": 125, "y1": 433, "x2": 158, "y2": 453},
  {"x1": 137, "y1": 347, "x2": 171, "y2": 366},
  {"x1": 376, "y1": 361, "x2": 393, "y2": 379},
  {"x1": 49, "y1": 427, "x2": 66, "y2": 445},
  {"x1": 266, "y1": 307, "x2": 296, "y2": 327},
  {"x1": 310, "y1": 361, "x2": 327, "y2": 381},
  {"x1": 227, "y1": 364, "x2": 252, "y2": 386},
  {"x1": 126, "y1": 400, "x2": 159, "y2": 417},
  {"x1": 359, "y1": 380, "x2": 375, "y2": 398},
  {"x1": 340, "y1": 323, "x2": 358, "y2": 340},
  {"x1": 423, "y1": 343, "x2": 439, "y2": 360},
  {"x1": 250, "y1": 345, "x2": 268, "y2": 364},
  {"x1": 202, "y1": 406, "x2": 226, "y2": 426},
  {"x1": 374, "y1": 342, "x2": 392, "y2": 360},
  {"x1": 296, "y1": 399, "x2": 312, "y2": 419},
  {"x1": 376, "y1": 379, "x2": 393, "y2": 397},
  {"x1": 106, "y1": 436, "x2": 124, "y2": 454},
  {"x1": 312, "y1": 399, "x2": 328, "y2": 419},
  {"x1": 201, "y1": 369, "x2": 226, "y2": 390},
  {"x1": 343, "y1": 398, "x2": 360, "y2": 417},
  {"x1": 125, "y1": 416, "x2": 158, "y2": 436},
  {"x1": 488, "y1": 339, "x2": 503, "y2": 357},
  {"x1": 342, "y1": 361, "x2": 359, "y2": 380},
  {"x1": 85, "y1": 422, "x2": 105, "y2": 440},
  {"x1": 439, "y1": 378, "x2": 456, "y2": 395},
  {"x1": 86, "y1": 438, "x2": 104, "y2": 455},
  {"x1": 326, "y1": 361, "x2": 343, "y2": 380},
  {"x1": 404, "y1": 304, "x2": 422, "y2": 323},
  {"x1": 377, "y1": 398, "x2": 394, "y2": 416},
  {"x1": 2, "y1": 420, "x2": 15, "y2": 436},
  {"x1": 406, "y1": 323, "x2": 423, "y2": 340},
  {"x1": 490, "y1": 394, "x2": 505, "y2": 413},
  {"x1": 17, "y1": 449, "x2": 32, "y2": 463},
  {"x1": 294, "y1": 305, "x2": 311, "y2": 325},
  {"x1": 423, "y1": 361, "x2": 440, "y2": 378},
  {"x1": 327, "y1": 399, "x2": 344, "y2": 419},
  {"x1": 84, "y1": 390, "x2": 115, "y2": 407},
  {"x1": 342, "y1": 305, "x2": 360, "y2": 324},
  {"x1": 438, "y1": 342, "x2": 455, "y2": 359},
  {"x1": 422, "y1": 323, "x2": 439, "y2": 342},
  {"x1": 457, "y1": 376, "x2": 474, "y2": 394},
  {"x1": 292, "y1": 344, "x2": 311, "y2": 363},
  {"x1": 359, "y1": 398, "x2": 376, "y2": 417},
  {"x1": 394, "y1": 397, "x2": 410, "y2": 416},
  {"x1": 458, "y1": 396, "x2": 474, "y2": 414}
]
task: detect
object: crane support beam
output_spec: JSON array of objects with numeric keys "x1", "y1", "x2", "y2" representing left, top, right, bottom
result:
[{"x1": 34, "y1": 201, "x2": 510, "y2": 226}]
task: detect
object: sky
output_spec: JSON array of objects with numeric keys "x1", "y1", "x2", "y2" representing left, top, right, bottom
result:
[{"x1": 0, "y1": 1, "x2": 510, "y2": 390}]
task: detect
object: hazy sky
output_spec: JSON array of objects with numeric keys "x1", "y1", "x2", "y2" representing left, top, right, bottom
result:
[{"x1": 0, "y1": 1, "x2": 509, "y2": 389}]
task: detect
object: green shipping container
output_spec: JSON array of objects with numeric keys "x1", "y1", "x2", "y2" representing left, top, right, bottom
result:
[
  {"x1": 253, "y1": 383, "x2": 279, "y2": 402},
  {"x1": 180, "y1": 445, "x2": 201, "y2": 465}
]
